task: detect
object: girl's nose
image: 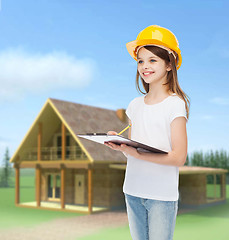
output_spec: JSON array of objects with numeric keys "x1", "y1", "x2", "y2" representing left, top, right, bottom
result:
[{"x1": 142, "y1": 62, "x2": 149, "y2": 69}]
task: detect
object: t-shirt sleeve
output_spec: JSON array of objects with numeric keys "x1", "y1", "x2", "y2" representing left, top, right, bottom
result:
[
  {"x1": 169, "y1": 98, "x2": 188, "y2": 124},
  {"x1": 125, "y1": 99, "x2": 134, "y2": 120}
]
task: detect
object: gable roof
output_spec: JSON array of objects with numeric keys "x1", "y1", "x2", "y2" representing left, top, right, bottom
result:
[{"x1": 10, "y1": 98, "x2": 129, "y2": 163}]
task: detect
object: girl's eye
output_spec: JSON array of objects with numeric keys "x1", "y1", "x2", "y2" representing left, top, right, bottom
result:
[{"x1": 138, "y1": 59, "x2": 156, "y2": 64}]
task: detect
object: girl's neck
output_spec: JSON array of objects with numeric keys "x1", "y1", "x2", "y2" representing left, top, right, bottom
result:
[{"x1": 146, "y1": 82, "x2": 171, "y2": 101}]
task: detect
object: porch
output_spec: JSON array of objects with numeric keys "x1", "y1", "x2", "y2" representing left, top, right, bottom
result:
[
  {"x1": 18, "y1": 201, "x2": 108, "y2": 213},
  {"x1": 14, "y1": 162, "x2": 95, "y2": 214}
]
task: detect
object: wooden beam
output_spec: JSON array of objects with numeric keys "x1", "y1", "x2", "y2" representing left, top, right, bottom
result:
[
  {"x1": 64, "y1": 163, "x2": 88, "y2": 169},
  {"x1": 38, "y1": 122, "x2": 42, "y2": 161},
  {"x1": 61, "y1": 166, "x2": 65, "y2": 209},
  {"x1": 36, "y1": 167, "x2": 41, "y2": 207},
  {"x1": 15, "y1": 167, "x2": 20, "y2": 204},
  {"x1": 37, "y1": 163, "x2": 61, "y2": 169},
  {"x1": 214, "y1": 174, "x2": 216, "y2": 198},
  {"x1": 221, "y1": 174, "x2": 226, "y2": 199},
  {"x1": 20, "y1": 161, "x2": 89, "y2": 169},
  {"x1": 88, "y1": 168, "x2": 93, "y2": 214},
  {"x1": 62, "y1": 123, "x2": 66, "y2": 161},
  {"x1": 20, "y1": 162, "x2": 37, "y2": 168}
]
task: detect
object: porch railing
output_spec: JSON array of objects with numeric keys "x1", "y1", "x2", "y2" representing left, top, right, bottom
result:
[{"x1": 21, "y1": 146, "x2": 88, "y2": 161}]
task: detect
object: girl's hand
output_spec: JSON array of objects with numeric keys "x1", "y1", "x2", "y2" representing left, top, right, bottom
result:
[
  {"x1": 107, "y1": 131, "x2": 118, "y2": 135},
  {"x1": 104, "y1": 139, "x2": 139, "y2": 158}
]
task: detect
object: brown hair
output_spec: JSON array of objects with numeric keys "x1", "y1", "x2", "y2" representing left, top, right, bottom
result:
[{"x1": 136, "y1": 46, "x2": 190, "y2": 119}]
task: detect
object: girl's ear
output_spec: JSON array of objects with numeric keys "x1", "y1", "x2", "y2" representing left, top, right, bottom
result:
[{"x1": 166, "y1": 62, "x2": 172, "y2": 72}]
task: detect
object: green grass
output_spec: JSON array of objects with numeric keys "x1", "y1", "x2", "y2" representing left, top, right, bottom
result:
[
  {"x1": 207, "y1": 183, "x2": 221, "y2": 198},
  {"x1": 0, "y1": 174, "x2": 85, "y2": 229},
  {"x1": 1, "y1": 173, "x2": 229, "y2": 240},
  {"x1": 76, "y1": 185, "x2": 229, "y2": 240}
]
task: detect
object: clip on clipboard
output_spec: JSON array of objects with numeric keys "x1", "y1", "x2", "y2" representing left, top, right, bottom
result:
[{"x1": 77, "y1": 133, "x2": 168, "y2": 154}]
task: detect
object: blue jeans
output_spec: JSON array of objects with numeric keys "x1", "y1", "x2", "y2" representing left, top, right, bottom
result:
[{"x1": 124, "y1": 193, "x2": 178, "y2": 240}]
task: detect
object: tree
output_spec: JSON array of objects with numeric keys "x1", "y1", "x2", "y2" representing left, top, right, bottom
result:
[
  {"x1": 191, "y1": 151, "x2": 204, "y2": 166},
  {"x1": 0, "y1": 147, "x2": 12, "y2": 187},
  {"x1": 184, "y1": 154, "x2": 189, "y2": 166}
]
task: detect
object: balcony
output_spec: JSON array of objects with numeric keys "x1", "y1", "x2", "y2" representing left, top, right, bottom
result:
[{"x1": 21, "y1": 146, "x2": 88, "y2": 161}]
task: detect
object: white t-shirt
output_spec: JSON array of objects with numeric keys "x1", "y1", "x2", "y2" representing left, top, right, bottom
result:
[{"x1": 123, "y1": 93, "x2": 187, "y2": 201}]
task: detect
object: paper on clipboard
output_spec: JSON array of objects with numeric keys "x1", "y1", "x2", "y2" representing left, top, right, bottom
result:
[{"x1": 77, "y1": 134, "x2": 168, "y2": 154}]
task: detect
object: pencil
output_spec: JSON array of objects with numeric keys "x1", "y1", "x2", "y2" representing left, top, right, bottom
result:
[{"x1": 118, "y1": 124, "x2": 131, "y2": 135}]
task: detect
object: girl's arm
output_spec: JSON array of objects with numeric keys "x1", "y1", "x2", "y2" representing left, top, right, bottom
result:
[
  {"x1": 136, "y1": 117, "x2": 187, "y2": 167},
  {"x1": 105, "y1": 117, "x2": 187, "y2": 167}
]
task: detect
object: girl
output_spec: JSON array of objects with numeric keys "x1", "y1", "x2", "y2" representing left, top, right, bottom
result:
[{"x1": 104, "y1": 25, "x2": 190, "y2": 240}]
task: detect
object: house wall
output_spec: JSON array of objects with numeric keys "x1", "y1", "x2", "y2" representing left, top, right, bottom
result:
[
  {"x1": 91, "y1": 165, "x2": 125, "y2": 209},
  {"x1": 66, "y1": 166, "x2": 125, "y2": 209},
  {"x1": 179, "y1": 173, "x2": 227, "y2": 207},
  {"x1": 40, "y1": 166, "x2": 125, "y2": 209},
  {"x1": 179, "y1": 174, "x2": 207, "y2": 205},
  {"x1": 107, "y1": 168, "x2": 126, "y2": 209},
  {"x1": 40, "y1": 168, "x2": 226, "y2": 210},
  {"x1": 65, "y1": 169, "x2": 74, "y2": 204}
]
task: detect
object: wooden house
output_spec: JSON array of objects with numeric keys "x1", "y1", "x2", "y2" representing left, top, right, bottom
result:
[
  {"x1": 111, "y1": 164, "x2": 227, "y2": 209},
  {"x1": 10, "y1": 98, "x2": 227, "y2": 214},
  {"x1": 10, "y1": 98, "x2": 129, "y2": 214},
  {"x1": 178, "y1": 166, "x2": 227, "y2": 208}
]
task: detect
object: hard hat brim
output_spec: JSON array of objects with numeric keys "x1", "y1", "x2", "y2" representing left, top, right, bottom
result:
[{"x1": 126, "y1": 39, "x2": 182, "y2": 70}]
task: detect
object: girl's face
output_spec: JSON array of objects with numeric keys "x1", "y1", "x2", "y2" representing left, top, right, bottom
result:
[{"x1": 137, "y1": 47, "x2": 171, "y2": 85}]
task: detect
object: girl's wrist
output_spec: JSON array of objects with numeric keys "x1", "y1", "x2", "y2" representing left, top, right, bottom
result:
[{"x1": 133, "y1": 149, "x2": 140, "y2": 159}]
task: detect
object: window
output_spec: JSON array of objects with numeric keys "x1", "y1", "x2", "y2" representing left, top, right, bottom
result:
[{"x1": 56, "y1": 134, "x2": 70, "y2": 159}]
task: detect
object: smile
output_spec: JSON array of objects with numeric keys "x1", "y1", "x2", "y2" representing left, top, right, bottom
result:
[{"x1": 143, "y1": 71, "x2": 154, "y2": 76}]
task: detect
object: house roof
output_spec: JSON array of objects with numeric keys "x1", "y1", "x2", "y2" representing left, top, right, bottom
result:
[
  {"x1": 49, "y1": 98, "x2": 129, "y2": 162},
  {"x1": 10, "y1": 98, "x2": 129, "y2": 163},
  {"x1": 178, "y1": 166, "x2": 228, "y2": 174},
  {"x1": 109, "y1": 164, "x2": 228, "y2": 174}
]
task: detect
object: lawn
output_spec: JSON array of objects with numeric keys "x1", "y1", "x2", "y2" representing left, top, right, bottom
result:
[
  {"x1": 1, "y1": 171, "x2": 229, "y2": 240},
  {"x1": 76, "y1": 185, "x2": 229, "y2": 240},
  {"x1": 0, "y1": 172, "x2": 84, "y2": 229}
]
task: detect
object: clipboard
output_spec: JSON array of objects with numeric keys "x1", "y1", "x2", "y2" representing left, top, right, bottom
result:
[{"x1": 77, "y1": 133, "x2": 168, "y2": 154}]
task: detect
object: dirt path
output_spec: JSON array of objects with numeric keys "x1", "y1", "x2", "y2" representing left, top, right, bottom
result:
[{"x1": 0, "y1": 211, "x2": 129, "y2": 240}]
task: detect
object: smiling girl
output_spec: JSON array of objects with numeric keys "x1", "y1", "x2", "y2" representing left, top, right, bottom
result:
[{"x1": 105, "y1": 25, "x2": 190, "y2": 240}]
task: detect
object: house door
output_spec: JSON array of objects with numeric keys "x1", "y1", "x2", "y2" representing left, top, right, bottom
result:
[
  {"x1": 75, "y1": 175, "x2": 85, "y2": 204},
  {"x1": 47, "y1": 174, "x2": 61, "y2": 201}
]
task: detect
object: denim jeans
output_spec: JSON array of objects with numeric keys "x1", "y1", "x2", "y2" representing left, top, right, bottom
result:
[{"x1": 124, "y1": 193, "x2": 178, "y2": 240}]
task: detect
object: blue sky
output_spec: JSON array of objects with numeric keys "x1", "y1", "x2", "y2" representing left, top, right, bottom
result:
[{"x1": 0, "y1": 0, "x2": 229, "y2": 164}]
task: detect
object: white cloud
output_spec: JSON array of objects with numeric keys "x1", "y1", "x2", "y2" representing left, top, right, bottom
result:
[
  {"x1": 210, "y1": 97, "x2": 229, "y2": 106},
  {"x1": 0, "y1": 48, "x2": 97, "y2": 102}
]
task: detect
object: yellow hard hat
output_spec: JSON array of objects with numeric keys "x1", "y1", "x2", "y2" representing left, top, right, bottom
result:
[{"x1": 126, "y1": 25, "x2": 182, "y2": 69}]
